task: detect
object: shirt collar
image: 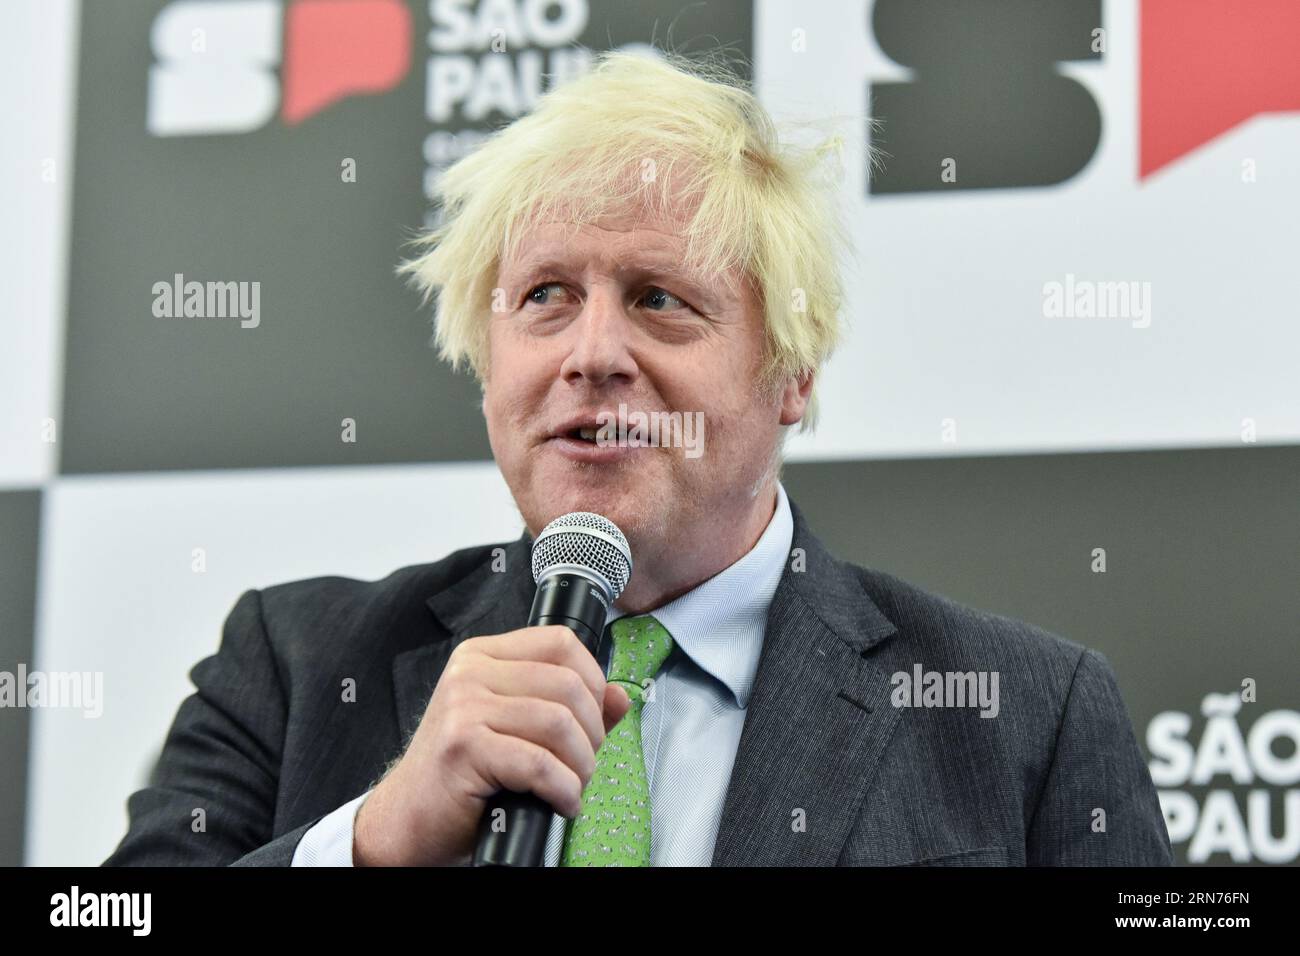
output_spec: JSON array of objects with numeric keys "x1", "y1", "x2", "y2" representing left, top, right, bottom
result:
[{"x1": 605, "y1": 481, "x2": 793, "y2": 709}]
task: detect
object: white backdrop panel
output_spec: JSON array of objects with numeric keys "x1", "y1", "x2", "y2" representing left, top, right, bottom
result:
[
  {"x1": 27, "y1": 461, "x2": 521, "y2": 865},
  {"x1": 761, "y1": 0, "x2": 1300, "y2": 461}
]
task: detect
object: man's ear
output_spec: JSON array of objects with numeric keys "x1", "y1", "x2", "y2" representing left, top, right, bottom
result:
[{"x1": 778, "y1": 369, "x2": 814, "y2": 427}]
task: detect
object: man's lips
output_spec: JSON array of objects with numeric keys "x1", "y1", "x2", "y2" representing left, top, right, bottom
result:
[
  {"x1": 548, "y1": 413, "x2": 613, "y2": 440},
  {"x1": 543, "y1": 410, "x2": 670, "y2": 462},
  {"x1": 545, "y1": 432, "x2": 646, "y2": 463}
]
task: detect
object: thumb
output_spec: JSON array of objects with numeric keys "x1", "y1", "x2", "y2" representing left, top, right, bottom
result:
[{"x1": 602, "y1": 682, "x2": 632, "y2": 734}]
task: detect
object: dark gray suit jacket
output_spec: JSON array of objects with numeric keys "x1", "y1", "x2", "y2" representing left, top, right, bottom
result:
[{"x1": 104, "y1": 496, "x2": 1173, "y2": 866}]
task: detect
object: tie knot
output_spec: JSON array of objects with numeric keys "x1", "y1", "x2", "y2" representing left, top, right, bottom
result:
[{"x1": 607, "y1": 614, "x2": 674, "y2": 695}]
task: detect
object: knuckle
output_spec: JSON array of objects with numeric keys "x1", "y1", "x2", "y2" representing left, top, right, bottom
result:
[
  {"x1": 437, "y1": 681, "x2": 476, "y2": 716},
  {"x1": 439, "y1": 708, "x2": 484, "y2": 757},
  {"x1": 440, "y1": 725, "x2": 470, "y2": 765},
  {"x1": 530, "y1": 744, "x2": 553, "y2": 781},
  {"x1": 440, "y1": 654, "x2": 471, "y2": 686},
  {"x1": 547, "y1": 625, "x2": 575, "y2": 648},
  {"x1": 542, "y1": 700, "x2": 570, "y2": 740},
  {"x1": 559, "y1": 667, "x2": 587, "y2": 702}
]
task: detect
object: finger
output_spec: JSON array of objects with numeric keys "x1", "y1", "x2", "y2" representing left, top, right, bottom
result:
[
  {"x1": 602, "y1": 683, "x2": 632, "y2": 734},
  {"x1": 470, "y1": 627, "x2": 606, "y2": 703},
  {"x1": 476, "y1": 658, "x2": 604, "y2": 750},
  {"x1": 482, "y1": 695, "x2": 599, "y2": 785},
  {"x1": 477, "y1": 730, "x2": 585, "y2": 818}
]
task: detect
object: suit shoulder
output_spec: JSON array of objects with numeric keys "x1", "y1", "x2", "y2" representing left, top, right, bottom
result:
[
  {"x1": 257, "y1": 540, "x2": 504, "y2": 607},
  {"x1": 246, "y1": 539, "x2": 512, "y2": 656},
  {"x1": 849, "y1": 562, "x2": 1089, "y2": 678}
]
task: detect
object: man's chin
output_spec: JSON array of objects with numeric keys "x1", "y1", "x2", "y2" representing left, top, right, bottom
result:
[{"x1": 524, "y1": 483, "x2": 656, "y2": 543}]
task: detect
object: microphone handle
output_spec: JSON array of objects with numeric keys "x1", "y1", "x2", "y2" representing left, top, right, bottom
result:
[{"x1": 471, "y1": 571, "x2": 611, "y2": 866}]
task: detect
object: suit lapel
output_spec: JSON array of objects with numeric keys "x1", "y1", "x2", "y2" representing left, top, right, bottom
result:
[
  {"x1": 711, "y1": 499, "x2": 902, "y2": 865},
  {"x1": 391, "y1": 530, "x2": 535, "y2": 746}
]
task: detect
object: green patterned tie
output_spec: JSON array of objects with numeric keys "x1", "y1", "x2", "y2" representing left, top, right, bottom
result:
[{"x1": 560, "y1": 614, "x2": 674, "y2": 866}]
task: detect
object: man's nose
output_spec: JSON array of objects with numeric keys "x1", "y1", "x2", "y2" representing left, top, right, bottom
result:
[{"x1": 558, "y1": 284, "x2": 639, "y2": 388}]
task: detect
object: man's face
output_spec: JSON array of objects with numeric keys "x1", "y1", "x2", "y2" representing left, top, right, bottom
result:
[{"x1": 483, "y1": 204, "x2": 795, "y2": 563}]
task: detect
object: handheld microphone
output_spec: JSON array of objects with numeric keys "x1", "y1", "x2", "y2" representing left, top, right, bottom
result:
[{"x1": 471, "y1": 511, "x2": 633, "y2": 867}]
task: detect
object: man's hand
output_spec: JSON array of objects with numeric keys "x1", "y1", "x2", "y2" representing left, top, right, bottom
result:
[{"x1": 353, "y1": 625, "x2": 631, "y2": 866}]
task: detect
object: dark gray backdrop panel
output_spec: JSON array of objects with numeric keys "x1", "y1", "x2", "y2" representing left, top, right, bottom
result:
[
  {"x1": 60, "y1": 0, "x2": 753, "y2": 474},
  {"x1": 0, "y1": 490, "x2": 41, "y2": 867}
]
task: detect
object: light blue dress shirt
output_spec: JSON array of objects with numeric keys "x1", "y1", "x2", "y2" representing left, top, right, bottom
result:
[{"x1": 292, "y1": 481, "x2": 792, "y2": 866}]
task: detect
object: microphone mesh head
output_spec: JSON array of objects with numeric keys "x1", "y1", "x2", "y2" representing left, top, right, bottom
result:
[{"x1": 531, "y1": 512, "x2": 632, "y2": 600}]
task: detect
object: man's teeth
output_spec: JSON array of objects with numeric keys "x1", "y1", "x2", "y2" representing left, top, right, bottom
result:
[{"x1": 578, "y1": 427, "x2": 598, "y2": 440}]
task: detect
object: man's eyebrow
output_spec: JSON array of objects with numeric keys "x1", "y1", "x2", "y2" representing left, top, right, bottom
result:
[
  {"x1": 618, "y1": 259, "x2": 714, "y2": 289},
  {"x1": 498, "y1": 255, "x2": 564, "y2": 283},
  {"x1": 500, "y1": 253, "x2": 717, "y2": 292}
]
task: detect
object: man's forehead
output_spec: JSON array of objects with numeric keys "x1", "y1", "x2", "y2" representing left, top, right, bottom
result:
[
  {"x1": 500, "y1": 217, "x2": 712, "y2": 280},
  {"x1": 508, "y1": 213, "x2": 688, "y2": 253}
]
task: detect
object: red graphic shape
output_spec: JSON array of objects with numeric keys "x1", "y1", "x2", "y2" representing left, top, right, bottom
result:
[
  {"x1": 1141, "y1": 0, "x2": 1300, "y2": 178},
  {"x1": 281, "y1": 0, "x2": 411, "y2": 125}
]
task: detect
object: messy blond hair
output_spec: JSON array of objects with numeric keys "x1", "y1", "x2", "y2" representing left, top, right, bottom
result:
[{"x1": 398, "y1": 49, "x2": 850, "y2": 433}]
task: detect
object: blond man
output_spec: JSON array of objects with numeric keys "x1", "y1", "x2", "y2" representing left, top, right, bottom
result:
[{"x1": 107, "y1": 52, "x2": 1171, "y2": 867}]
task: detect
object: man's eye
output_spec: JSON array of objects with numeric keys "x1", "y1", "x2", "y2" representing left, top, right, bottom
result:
[
  {"x1": 526, "y1": 283, "x2": 568, "y2": 305},
  {"x1": 641, "y1": 287, "x2": 688, "y2": 311}
]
